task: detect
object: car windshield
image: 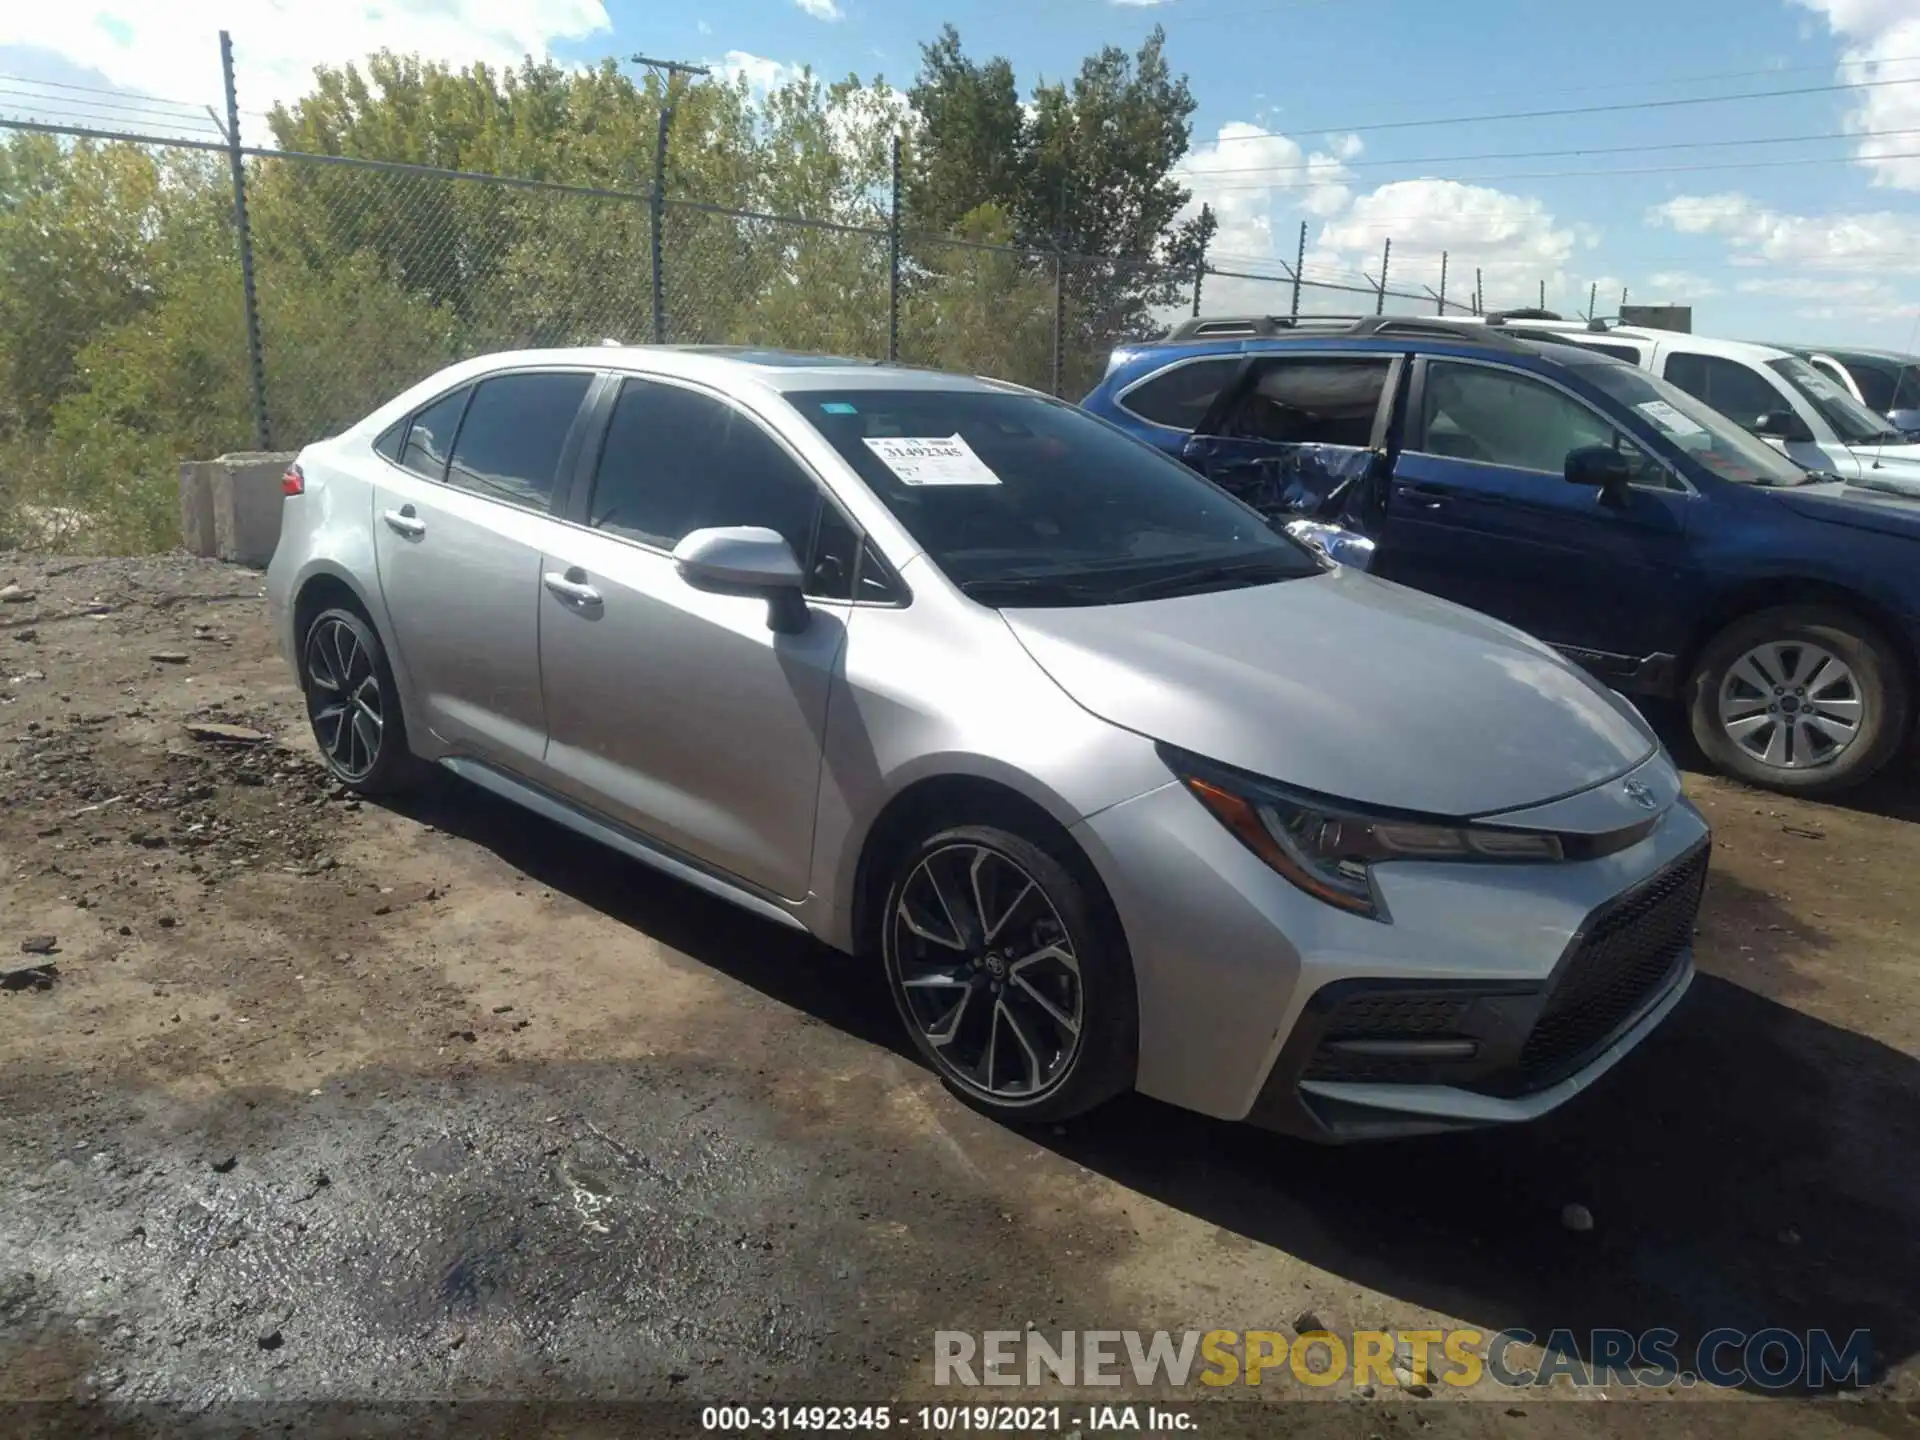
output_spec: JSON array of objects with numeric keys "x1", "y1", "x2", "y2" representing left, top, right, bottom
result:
[
  {"x1": 1769, "y1": 356, "x2": 1903, "y2": 444},
  {"x1": 1576, "y1": 363, "x2": 1814, "y2": 486},
  {"x1": 792, "y1": 387, "x2": 1321, "y2": 605}
]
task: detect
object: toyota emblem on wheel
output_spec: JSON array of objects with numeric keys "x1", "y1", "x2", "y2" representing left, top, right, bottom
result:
[{"x1": 1623, "y1": 779, "x2": 1659, "y2": 810}]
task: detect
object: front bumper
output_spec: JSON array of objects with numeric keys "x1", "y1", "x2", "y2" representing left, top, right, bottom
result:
[{"x1": 1071, "y1": 756, "x2": 1710, "y2": 1140}]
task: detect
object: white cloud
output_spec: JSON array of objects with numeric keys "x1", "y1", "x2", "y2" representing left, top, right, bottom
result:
[
  {"x1": 716, "y1": 50, "x2": 801, "y2": 100},
  {"x1": 1311, "y1": 179, "x2": 1580, "y2": 308},
  {"x1": 1795, "y1": 0, "x2": 1920, "y2": 189},
  {"x1": 0, "y1": 0, "x2": 610, "y2": 110},
  {"x1": 1643, "y1": 270, "x2": 1722, "y2": 299},
  {"x1": 1176, "y1": 120, "x2": 1359, "y2": 263},
  {"x1": 793, "y1": 0, "x2": 845, "y2": 20},
  {"x1": 698, "y1": 20, "x2": 713, "y2": 35},
  {"x1": 1648, "y1": 192, "x2": 1920, "y2": 273},
  {"x1": 1111, "y1": 0, "x2": 1175, "y2": 6},
  {"x1": 1736, "y1": 273, "x2": 1920, "y2": 322}
]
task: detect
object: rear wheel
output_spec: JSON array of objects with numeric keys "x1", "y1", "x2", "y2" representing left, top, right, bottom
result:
[
  {"x1": 1687, "y1": 604, "x2": 1909, "y2": 795},
  {"x1": 301, "y1": 605, "x2": 418, "y2": 796},
  {"x1": 881, "y1": 823, "x2": 1136, "y2": 1124}
]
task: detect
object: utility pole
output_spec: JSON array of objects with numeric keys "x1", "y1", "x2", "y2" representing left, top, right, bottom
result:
[
  {"x1": 1587, "y1": 281, "x2": 1598, "y2": 322},
  {"x1": 633, "y1": 53, "x2": 711, "y2": 344},
  {"x1": 1538, "y1": 278, "x2": 1546, "y2": 310},
  {"x1": 1374, "y1": 237, "x2": 1392, "y2": 316},
  {"x1": 1437, "y1": 251, "x2": 1448, "y2": 316},
  {"x1": 1474, "y1": 267, "x2": 1484, "y2": 315},
  {"x1": 1290, "y1": 220, "x2": 1307, "y2": 320}
]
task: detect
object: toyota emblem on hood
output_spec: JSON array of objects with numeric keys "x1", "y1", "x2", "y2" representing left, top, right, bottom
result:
[{"x1": 1622, "y1": 779, "x2": 1659, "y2": 810}]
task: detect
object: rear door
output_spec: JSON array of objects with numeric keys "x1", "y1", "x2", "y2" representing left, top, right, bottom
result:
[
  {"x1": 371, "y1": 368, "x2": 596, "y2": 772},
  {"x1": 1181, "y1": 353, "x2": 1401, "y2": 532},
  {"x1": 1378, "y1": 357, "x2": 1695, "y2": 671}
]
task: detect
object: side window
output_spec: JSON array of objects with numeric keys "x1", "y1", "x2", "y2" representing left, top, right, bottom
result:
[
  {"x1": 1120, "y1": 358, "x2": 1243, "y2": 429},
  {"x1": 1848, "y1": 363, "x2": 1897, "y2": 414},
  {"x1": 374, "y1": 420, "x2": 406, "y2": 462},
  {"x1": 1419, "y1": 362, "x2": 1665, "y2": 485},
  {"x1": 806, "y1": 503, "x2": 858, "y2": 601},
  {"x1": 444, "y1": 371, "x2": 592, "y2": 509},
  {"x1": 1211, "y1": 358, "x2": 1391, "y2": 446},
  {"x1": 399, "y1": 386, "x2": 470, "y2": 481},
  {"x1": 588, "y1": 379, "x2": 824, "y2": 561},
  {"x1": 1661, "y1": 353, "x2": 1784, "y2": 430}
]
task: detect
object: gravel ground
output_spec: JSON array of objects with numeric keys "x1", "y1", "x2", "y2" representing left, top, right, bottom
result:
[{"x1": 0, "y1": 553, "x2": 1916, "y2": 1440}]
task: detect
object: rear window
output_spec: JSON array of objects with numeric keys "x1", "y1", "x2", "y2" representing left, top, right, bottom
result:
[
  {"x1": 1206, "y1": 358, "x2": 1392, "y2": 447},
  {"x1": 1118, "y1": 357, "x2": 1242, "y2": 429}
]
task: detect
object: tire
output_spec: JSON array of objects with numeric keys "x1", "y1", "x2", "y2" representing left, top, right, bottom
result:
[
  {"x1": 1686, "y1": 604, "x2": 1910, "y2": 796},
  {"x1": 881, "y1": 822, "x2": 1137, "y2": 1124},
  {"x1": 300, "y1": 605, "x2": 419, "y2": 796}
]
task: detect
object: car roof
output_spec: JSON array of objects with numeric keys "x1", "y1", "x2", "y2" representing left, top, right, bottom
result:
[
  {"x1": 422, "y1": 344, "x2": 1037, "y2": 397},
  {"x1": 1106, "y1": 326, "x2": 1624, "y2": 373},
  {"x1": 1802, "y1": 346, "x2": 1919, "y2": 365}
]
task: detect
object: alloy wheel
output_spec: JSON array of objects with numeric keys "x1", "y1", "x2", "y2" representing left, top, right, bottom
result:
[
  {"x1": 304, "y1": 617, "x2": 384, "y2": 782},
  {"x1": 891, "y1": 843, "x2": 1085, "y2": 1101},
  {"x1": 1717, "y1": 640, "x2": 1863, "y2": 771}
]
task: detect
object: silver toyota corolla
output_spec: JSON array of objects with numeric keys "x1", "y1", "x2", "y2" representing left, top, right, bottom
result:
[{"x1": 266, "y1": 345, "x2": 1710, "y2": 1140}]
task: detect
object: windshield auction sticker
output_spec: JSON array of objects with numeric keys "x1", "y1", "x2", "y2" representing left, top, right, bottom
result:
[
  {"x1": 863, "y1": 434, "x2": 1003, "y2": 486},
  {"x1": 1634, "y1": 400, "x2": 1709, "y2": 438}
]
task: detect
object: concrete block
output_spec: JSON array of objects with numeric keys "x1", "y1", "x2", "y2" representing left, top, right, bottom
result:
[
  {"x1": 179, "y1": 451, "x2": 296, "y2": 567},
  {"x1": 178, "y1": 461, "x2": 217, "y2": 558}
]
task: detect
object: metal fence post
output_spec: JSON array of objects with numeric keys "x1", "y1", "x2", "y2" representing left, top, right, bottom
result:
[
  {"x1": 1375, "y1": 238, "x2": 1391, "y2": 316},
  {"x1": 1539, "y1": 278, "x2": 1546, "y2": 310},
  {"x1": 1290, "y1": 220, "x2": 1306, "y2": 320},
  {"x1": 220, "y1": 31, "x2": 270, "y2": 452},
  {"x1": 1475, "y1": 267, "x2": 1484, "y2": 315},
  {"x1": 1437, "y1": 251, "x2": 1448, "y2": 315},
  {"x1": 887, "y1": 134, "x2": 902, "y2": 362},
  {"x1": 649, "y1": 107, "x2": 669, "y2": 344},
  {"x1": 1050, "y1": 249, "x2": 1065, "y2": 398}
]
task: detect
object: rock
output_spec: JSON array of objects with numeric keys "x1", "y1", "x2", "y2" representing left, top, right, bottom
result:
[
  {"x1": 1561, "y1": 1202, "x2": 1594, "y2": 1233},
  {"x1": 186, "y1": 721, "x2": 271, "y2": 744},
  {"x1": 491, "y1": 1004, "x2": 514, "y2": 1014},
  {"x1": 13, "y1": 629, "x2": 36, "y2": 642},
  {"x1": 157, "y1": 916, "x2": 177, "y2": 929},
  {"x1": 1293, "y1": 1309, "x2": 1327, "y2": 1335},
  {"x1": 149, "y1": 650, "x2": 190, "y2": 664},
  {"x1": 19, "y1": 934, "x2": 57, "y2": 955},
  {"x1": 211, "y1": 1155, "x2": 238, "y2": 1174},
  {"x1": 0, "y1": 583, "x2": 33, "y2": 603},
  {"x1": 257, "y1": 1329, "x2": 283, "y2": 1351},
  {"x1": 0, "y1": 964, "x2": 58, "y2": 992}
]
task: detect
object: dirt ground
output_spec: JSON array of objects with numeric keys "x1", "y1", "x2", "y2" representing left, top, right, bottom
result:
[{"x1": 1, "y1": 552, "x2": 1917, "y2": 1440}]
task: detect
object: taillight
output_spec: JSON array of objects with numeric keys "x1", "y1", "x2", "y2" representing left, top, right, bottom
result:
[{"x1": 282, "y1": 462, "x2": 305, "y2": 496}]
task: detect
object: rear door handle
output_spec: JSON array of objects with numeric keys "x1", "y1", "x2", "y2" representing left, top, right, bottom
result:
[
  {"x1": 543, "y1": 569, "x2": 603, "y2": 608},
  {"x1": 382, "y1": 506, "x2": 426, "y2": 538},
  {"x1": 1400, "y1": 482, "x2": 1451, "y2": 510}
]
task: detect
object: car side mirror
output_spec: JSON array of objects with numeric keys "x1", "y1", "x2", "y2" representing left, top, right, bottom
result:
[
  {"x1": 1753, "y1": 410, "x2": 1813, "y2": 443},
  {"x1": 1564, "y1": 444, "x2": 1632, "y2": 505},
  {"x1": 673, "y1": 525, "x2": 810, "y2": 634}
]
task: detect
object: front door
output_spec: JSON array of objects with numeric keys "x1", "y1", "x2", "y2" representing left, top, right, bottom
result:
[
  {"x1": 371, "y1": 369, "x2": 596, "y2": 771},
  {"x1": 537, "y1": 376, "x2": 848, "y2": 902},
  {"x1": 1378, "y1": 358, "x2": 1695, "y2": 672}
]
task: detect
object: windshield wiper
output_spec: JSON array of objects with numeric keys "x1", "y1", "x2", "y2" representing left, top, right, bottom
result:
[{"x1": 1108, "y1": 558, "x2": 1304, "y2": 602}]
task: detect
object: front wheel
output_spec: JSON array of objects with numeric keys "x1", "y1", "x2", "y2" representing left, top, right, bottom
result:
[
  {"x1": 881, "y1": 823, "x2": 1136, "y2": 1124},
  {"x1": 1687, "y1": 604, "x2": 1910, "y2": 795}
]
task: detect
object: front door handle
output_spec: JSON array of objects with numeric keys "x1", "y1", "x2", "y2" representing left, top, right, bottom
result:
[
  {"x1": 382, "y1": 505, "x2": 426, "y2": 538},
  {"x1": 543, "y1": 569, "x2": 603, "y2": 608}
]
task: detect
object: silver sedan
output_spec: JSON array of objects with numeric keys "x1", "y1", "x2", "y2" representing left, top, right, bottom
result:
[{"x1": 266, "y1": 346, "x2": 1710, "y2": 1139}]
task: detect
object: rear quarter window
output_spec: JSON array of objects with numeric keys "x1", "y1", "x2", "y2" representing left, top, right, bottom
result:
[{"x1": 1118, "y1": 357, "x2": 1242, "y2": 429}]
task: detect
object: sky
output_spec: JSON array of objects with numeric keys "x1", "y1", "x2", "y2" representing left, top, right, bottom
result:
[{"x1": 4, "y1": 0, "x2": 1920, "y2": 348}]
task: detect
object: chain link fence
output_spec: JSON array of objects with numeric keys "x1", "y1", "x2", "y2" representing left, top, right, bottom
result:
[{"x1": 1, "y1": 114, "x2": 1552, "y2": 552}]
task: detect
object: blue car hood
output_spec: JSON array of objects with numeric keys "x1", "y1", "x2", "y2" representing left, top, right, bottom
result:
[{"x1": 1775, "y1": 481, "x2": 1920, "y2": 540}]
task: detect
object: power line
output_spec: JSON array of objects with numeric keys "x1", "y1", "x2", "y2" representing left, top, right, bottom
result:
[
  {"x1": 1188, "y1": 125, "x2": 1920, "y2": 178},
  {"x1": 0, "y1": 86, "x2": 223, "y2": 128},
  {"x1": 0, "y1": 100, "x2": 221, "y2": 136},
  {"x1": 1187, "y1": 143, "x2": 1920, "y2": 195},
  {"x1": 1207, "y1": 74, "x2": 1920, "y2": 146},
  {"x1": 0, "y1": 71, "x2": 208, "y2": 113}
]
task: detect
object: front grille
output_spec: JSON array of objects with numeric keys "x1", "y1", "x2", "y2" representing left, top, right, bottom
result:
[{"x1": 1512, "y1": 842, "x2": 1709, "y2": 1087}]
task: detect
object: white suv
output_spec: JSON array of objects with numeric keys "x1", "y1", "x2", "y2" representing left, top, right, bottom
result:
[{"x1": 1475, "y1": 316, "x2": 1920, "y2": 497}]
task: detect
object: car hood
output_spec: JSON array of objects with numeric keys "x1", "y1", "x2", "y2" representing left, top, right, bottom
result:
[
  {"x1": 1841, "y1": 443, "x2": 1920, "y2": 499},
  {"x1": 1002, "y1": 567, "x2": 1657, "y2": 818},
  {"x1": 1778, "y1": 480, "x2": 1920, "y2": 539}
]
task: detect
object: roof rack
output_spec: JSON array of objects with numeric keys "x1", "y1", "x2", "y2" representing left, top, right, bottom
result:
[
  {"x1": 1481, "y1": 307, "x2": 1565, "y2": 324},
  {"x1": 1164, "y1": 313, "x2": 1531, "y2": 350}
]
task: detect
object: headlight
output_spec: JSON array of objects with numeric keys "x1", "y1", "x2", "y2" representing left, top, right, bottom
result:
[{"x1": 1161, "y1": 746, "x2": 1564, "y2": 921}]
